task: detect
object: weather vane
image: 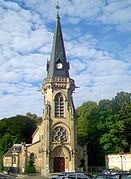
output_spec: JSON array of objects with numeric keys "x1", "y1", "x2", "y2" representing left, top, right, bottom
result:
[{"x1": 56, "y1": 1, "x2": 60, "y2": 16}]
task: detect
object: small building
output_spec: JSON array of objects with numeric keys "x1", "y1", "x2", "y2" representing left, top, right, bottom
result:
[{"x1": 105, "y1": 153, "x2": 131, "y2": 171}]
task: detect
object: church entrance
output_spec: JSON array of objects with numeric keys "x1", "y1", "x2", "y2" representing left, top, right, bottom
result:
[{"x1": 54, "y1": 157, "x2": 65, "y2": 172}]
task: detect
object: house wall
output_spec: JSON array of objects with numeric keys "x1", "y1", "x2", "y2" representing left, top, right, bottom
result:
[
  {"x1": 27, "y1": 142, "x2": 41, "y2": 173},
  {"x1": 3, "y1": 157, "x2": 12, "y2": 167},
  {"x1": 105, "y1": 153, "x2": 131, "y2": 171}
]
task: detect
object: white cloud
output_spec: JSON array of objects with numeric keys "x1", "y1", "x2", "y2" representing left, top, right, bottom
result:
[
  {"x1": 0, "y1": 91, "x2": 43, "y2": 118},
  {"x1": 71, "y1": 52, "x2": 131, "y2": 107},
  {"x1": 97, "y1": 0, "x2": 131, "y2": 32},
  {"x1": 0, "y1": 0, "x2": 21, "y2": 11},
  {"x1": 0, "y1": 81, "x2": 43, "y2": 118},
  {"x1": 101, "y1": 0, "x2": 131, "y2": 23},
  {"x1": 0, "y1": 0, "x2": 130, "y2": 119}
]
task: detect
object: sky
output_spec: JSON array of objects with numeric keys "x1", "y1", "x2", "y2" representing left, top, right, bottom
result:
[{"x1": 0, "y1": 0, "x2": 131, "y2": 119}]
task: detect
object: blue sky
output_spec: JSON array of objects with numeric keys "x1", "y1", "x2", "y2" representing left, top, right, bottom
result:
[{"x1": 0, "y1": 0, "x2": 131, "y2": 119}]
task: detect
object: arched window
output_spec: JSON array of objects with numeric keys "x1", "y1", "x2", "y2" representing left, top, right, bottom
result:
[
  {"x1": 55, "y1": 93, "x2": 64, "y2": 117},
  {"x1": 30, "y1": 153, "x2": 35, "y2": 163}
]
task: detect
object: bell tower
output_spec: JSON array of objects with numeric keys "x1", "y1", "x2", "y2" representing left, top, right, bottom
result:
[{"x1": 41, "y1": 13, "x2": 77, "y2": 175}]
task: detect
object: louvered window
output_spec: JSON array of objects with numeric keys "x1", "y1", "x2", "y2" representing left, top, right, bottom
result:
[{"x1": 55, "y1": 93, "x2": 64, "y2": 117}]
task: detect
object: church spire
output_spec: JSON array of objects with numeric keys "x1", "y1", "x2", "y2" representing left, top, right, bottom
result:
[{"x1": 47, "y1": 9, "x2": 69, "y2": 78}]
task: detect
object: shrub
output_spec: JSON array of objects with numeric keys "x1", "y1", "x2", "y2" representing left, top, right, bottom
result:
[
  {"x1": 24, "y1": 160, "x2": 36, "y2": 174},
  {"x1": 112, "y1": 167, "x2": 120, "y2": 170}
]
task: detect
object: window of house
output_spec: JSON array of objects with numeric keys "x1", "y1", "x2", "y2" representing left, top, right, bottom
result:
[
  {"x1": 55, "y1": 93, "x2": 64, "y2": 117},
  {"x1": 13, "y1": 155, "x2": 16, "y2": 164}
]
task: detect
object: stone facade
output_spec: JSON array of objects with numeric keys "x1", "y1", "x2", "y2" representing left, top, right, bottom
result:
[{"x1": 3, "y1": 14, "x2": 87, "y2": 176}]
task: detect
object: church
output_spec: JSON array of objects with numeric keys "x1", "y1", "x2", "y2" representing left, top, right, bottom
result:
[{"x1": 3, "y1": 13, "x2": 87, "y2": 176}]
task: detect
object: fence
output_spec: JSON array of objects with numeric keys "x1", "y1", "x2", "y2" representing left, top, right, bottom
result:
[
  {"x1": 3, "y1": 166, "x2": 20, "y2": 174},
  {"x1": 88, "y1": 166, "x2": 105, "y2": 175}
]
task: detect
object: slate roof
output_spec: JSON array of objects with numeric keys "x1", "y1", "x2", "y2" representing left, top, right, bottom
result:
[{"x1": 47, "y1": 14, "x2": 69, "y2": 78}]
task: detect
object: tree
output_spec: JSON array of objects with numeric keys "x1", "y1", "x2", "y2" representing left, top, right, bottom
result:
[
  {"x1": 0, "y1": 113, "x2": 40, "y2": 170},
  {"x1": 77, "y1": 101, "x2": 104, "y2": 165},
  {"x1": 24, "y1": 160, "x2": 36, "y2": 174},
  {"x1": 0, "y1": 115, "x2": 38, "y2": 144},
  {"x1": 77, "y1": 91, "x2": 131, "y2": 165},
  {"x1": 77, "y1": 101, "x2": 98, "y2": 146},
  {"x1": 112, "y1": 91, "x2": 131, "y2": 113},
  {"x1": 0, "y1": 133, "x2": 14, "y2": 154},
  {"x1": 97, "y1": 92, "x2": 131, "y2": 154},
  {"x1": 26, "y1": 113, "x2": 42, "y2": 124},
  {"x1": 99, "y1": 115, "x2": 128, "y2": 153}
]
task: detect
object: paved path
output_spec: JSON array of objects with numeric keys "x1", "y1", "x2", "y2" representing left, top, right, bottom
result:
[
  {"x1": 0, "y1": 173, "x2": 16, "y2": 179},
  {"x1": 16, "y1": 175, "x2": 48, "y2": 179},
  {"x1": 0, "y1": 173, "x2": 48, "y2": 179},
  {"x1": 1, "y1": 172, "x2": 49, "y2": 179}
]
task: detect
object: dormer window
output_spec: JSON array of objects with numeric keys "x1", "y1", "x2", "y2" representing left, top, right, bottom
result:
[{"x1": 55, "y1": 92, "x2": 64, "y2": 117}]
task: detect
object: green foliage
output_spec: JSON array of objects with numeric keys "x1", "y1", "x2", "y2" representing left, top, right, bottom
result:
[
  {"x1": 0, "y1": 113, "x2": 40, "y2": 168},
  {"x1": 98, "y1": 115, "x2": 128, "y2": 153},
  {"x1": 26, "y1": 113, "x2": 42, "y2": 124},
  {"x1": 77, "y1": 91, "x2": 131, "y2": 166},
  {"x1": 97, "y1": 92, "x2": 131, "y2": 154},
  {"x1": 24, "y1": 160, "x2": 36, "y2": 174},
  {"x1": 77, "y1": 101, "x2": 98, "y2": 146},
  {"x1": 112, "y1": 91, "x2": 131, "y2": 113},
  {"x1": 0, "y1": 133, "x2": 14, "y2": 154},
  {"x1": 0, "y1": 115, "x2": 36, "y2": 146},
  {"x1": 0, "y1": 151, "x2": 3, "y2": 172},
  {"x1": 112, "y1": 167, "x2": 120, "y2": 170}
]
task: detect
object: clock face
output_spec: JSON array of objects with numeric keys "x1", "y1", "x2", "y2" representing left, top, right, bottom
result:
[{"x1": 56, "y1": 62, "x2": 63, "y2": 69}]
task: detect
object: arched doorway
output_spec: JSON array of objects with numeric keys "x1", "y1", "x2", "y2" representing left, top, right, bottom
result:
[
  {"x1": 54, "y1": 157, "x2": 65, "y2": 172},
  {"x1": 51, "y1": 146, "x2": 71, "y2": 173}
]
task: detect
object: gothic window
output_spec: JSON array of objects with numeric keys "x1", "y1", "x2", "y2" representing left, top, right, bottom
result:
[{"x1": 55, "y1": 92, "x2": 64, "y2": 117}]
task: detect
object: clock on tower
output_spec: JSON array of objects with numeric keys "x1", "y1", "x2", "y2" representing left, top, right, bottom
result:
[{"x1": 56, "y1": 62, "x2": 63, "y2": 69}]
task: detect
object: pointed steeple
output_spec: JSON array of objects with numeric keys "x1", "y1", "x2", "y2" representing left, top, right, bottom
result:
[{"x1": 47, "y1": 14, "x2": 69, "y2": 77}]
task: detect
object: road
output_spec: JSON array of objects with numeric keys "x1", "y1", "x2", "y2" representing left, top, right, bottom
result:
[
  {"x1": 16, "y1": 175, "x2": 48, "y2": 179},
  {"x1": 0, "y1": 173, "x2": 16, "y2": 179},
  {"x1": 0, "y1": 173, "x2": 48, "y2": 179}
]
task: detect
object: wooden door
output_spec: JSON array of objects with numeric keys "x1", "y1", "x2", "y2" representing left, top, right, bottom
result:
[{"x1": 54, "y1": 157, "x2": 65, "y2": 172}]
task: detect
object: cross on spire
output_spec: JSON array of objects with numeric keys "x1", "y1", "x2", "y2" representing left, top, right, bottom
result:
[{"x1": 56, "y1": 1, "x2": 60, "y2": 17}]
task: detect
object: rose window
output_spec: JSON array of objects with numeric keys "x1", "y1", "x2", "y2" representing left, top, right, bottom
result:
[{"x1": 52, "y1": 126, "x2": 67, "y2": 142}]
